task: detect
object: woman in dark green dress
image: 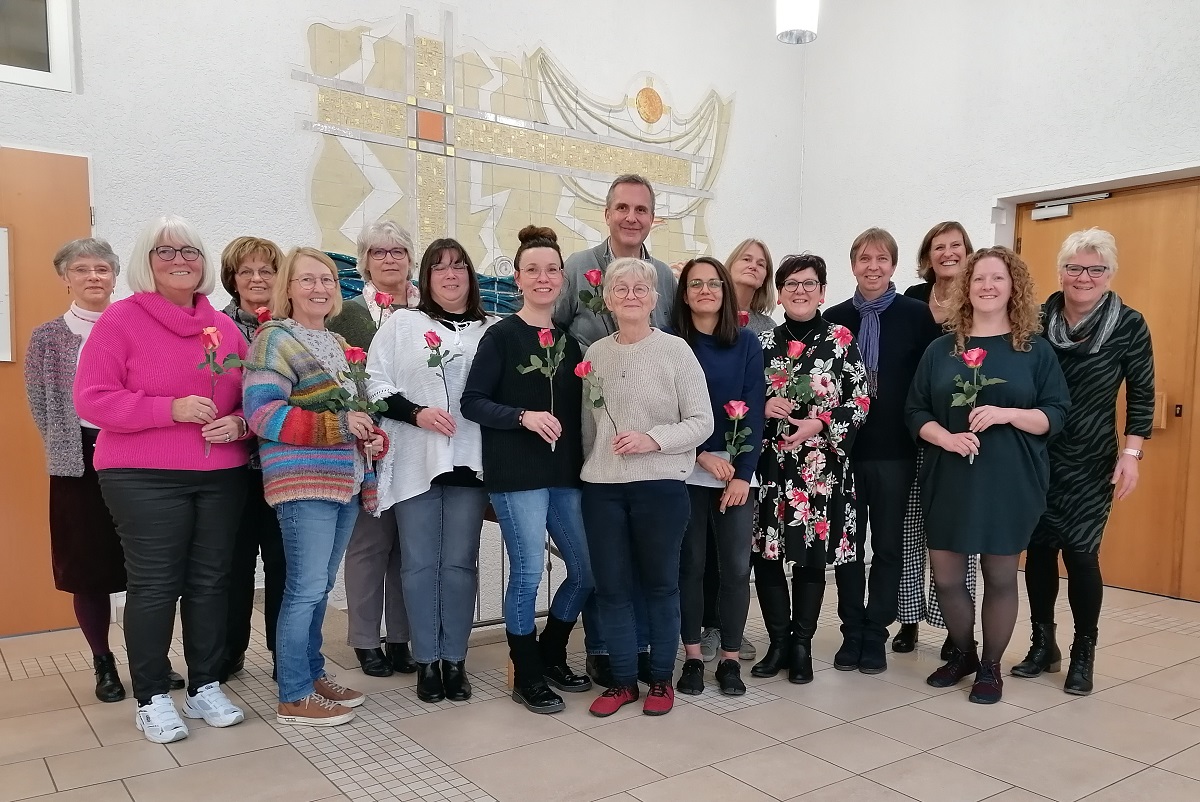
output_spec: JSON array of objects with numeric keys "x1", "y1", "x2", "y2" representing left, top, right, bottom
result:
[
  {"x1": 906, "y1": 246, "x2": 1070, "y2": 704},
  {"x1": 1013, "y1": 229, "x2": 1154, "y2": 697}
]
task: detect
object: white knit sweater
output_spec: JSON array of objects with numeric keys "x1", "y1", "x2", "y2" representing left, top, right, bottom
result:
[
  {"x1": 367, "y1": 309, "x2": 497, "y2": 508},
  {"x1": 581, "y1": 329, "x2": 714, "y2": 484}
]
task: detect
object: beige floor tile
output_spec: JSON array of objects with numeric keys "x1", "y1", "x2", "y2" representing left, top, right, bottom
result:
[
  {"x1": 1099, "y1": 587, "x2": 1162, "y2": 611},
  {"x1": 1017, "y1": 667, "x2": 1123, "y2": 694},
  {"x1": 1111, "y1": 631, "x2": 1200, "y2": 662},
  {"x1": 1134, "y1": 663, "x2": 1200, "y2": 699},
  {"x1": 0, "y1": 675, "x2": 77, "y2": 720},
  {"x1": 595, "y1": 795, "x2": 638, "y2": 802},
  {"x1": 0, "y1": 628, "x2": 93, "y2": 662},
  {"x1": 61, "y1": 669, "x2": 110, "y2": 708},
  {"x1": 983, "y1": 790, "x2": 1054, "y2": 801},
  {"x1": 1099, "y1": 638, "x2": 1196, "y2": 668},
  {"x1": 867, "y1": 650, "x2": 966, "y2": 696},
  {"x1": 0, "y1": 709, "x2": 99, "y2": 766},
  {"x1": 1133, "y1": 599, "x2": 1200, "y2": 622},
  {"x1": 1157, "y1": 742, "x2": 1200, "y2": 781},
  {"x1": 1081, "y1": 767, "x2": 1200, "y2": 801},
  {"x1": 788, "y1": 723, "x2": 919, "y2": 774},
  {"x1": 628, "y1": 766, "x2": 775, "y2": 802},
  {"x1": 1022, "y1": 697, "x2": 1200, "y2": 764},
  {"x1": 994, "y1": 676, "x2": 1082, "y2": 712},
  {"x1": 0, "y1": 759, "x2": 54, "y2": 802},
  {"x1": 554, "y1": 689, "x2": 646, "y2": 731},
  {"x1": 785, "y1": 775, "x2": 921, "y2": 801},
  {"x1": 722, "y1": 699, "x2": 841, "y2": 741},
  {"x1": 766, "y1": 668, "x2": 928, "y2": 720},
  {"x1": 856, "y1": 706, "x2": 979, "y2": 750},
  {"x1": 931, "y1": 722, "x2": 1144, "y2": 802},
  {"x1": 1178, "y1": 708, "x2": 1200, "y2": 727},
  {"x1": 713, "y1": 743, "x2": 851, "y2": 799},
  {"x1": 46, "y1": 740, "x2": 176, "y2": 790},
  {"x1": 321, "y1": 665, "x2": 413, "y2": 694},
  {"x1": 587, "y1": 703, "x2": 774, "y2": 778},
  {"x1": 26, "y1": 780, "x2": 133, "y2": 801},
  {"x1": 124, "y1": 745, "x2": 336, "y2": 802},
  {"x1": 456, "y1": 731, "x2": 661, "y2": 801},
  {"x1": 1092, "y1": 682, "x2": 1200, "y2": 719},
  {"x1": 81, "y1": 700, "x2": 143, "y2": 746},
  {"x1": 396, "y1": 697, "x2": 573, "y2": 764},
  {"x1": 165, "y1": 717, "x2": 285, "y2": 765},
  {"x1": 864, "y1": 753, "x2": 1009, "y2": 802},
  {"x1": 1088, "y1": 654, "x2": 1161, "y2": 681},
  {"x1": 1089, "y1": 619, "x2": 1156, "y2": 645},
  {"x1": 463, "y1": 640, "x2": 512, "y2": 673},
  {"x1": 912, "y1": 689, "x2": 1032, "y2": 730}
]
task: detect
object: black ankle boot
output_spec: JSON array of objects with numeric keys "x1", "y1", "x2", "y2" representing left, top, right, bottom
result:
[
  {"x1": 441, "y1": 659, "x2": 472, "y2": 701},
  {"x1": 586, "y1": 654, "x2": 615, "y2": 689},
  {"x1": 1011, "y1": 622, "x2": 1061, "y2": 678},
  {"x1": 539, "y1": 615, "x2": 590, "y2": 692},
  {"x1": 93, "y1": 652, "x2": 126, "y2": 703},
  {"x1": 416, "y1": 661, "x2": 444, "y2": 702},
  {"x1": 940, "y1": 635, "x2": 956, "y2": 661},
  {"x1": 637, "y1": 651, "x2": 652, "y2": 685},
  {"x1": 508, "y1": 631, "x2": 564, "y2": 714},
  {"x1": 892, "y1": 623, "x2": 918, "y2": 653},
  {"x1": 751, "y1": 584, "x2": 792, "y2": 678},
  {"x1": 1064, "y1": 634, "x2": 1096, "y2": 696},
  {"x1": 386, "y1": 642, "x2": 418, "y2": 674},
  {"x1": 356, "y1": 647, "x2": 395, "y2": 677},
  {"x1": 787, "y1": 582, "x2": 824, "y2": 684}
]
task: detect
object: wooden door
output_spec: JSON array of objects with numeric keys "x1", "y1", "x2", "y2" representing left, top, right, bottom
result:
[
  {"x1": 1015, "y1": 180, "x2": 1200, "y2": 599},
  {"x1": 0, "y1": 147, "x2": 93, "y2": 636}
]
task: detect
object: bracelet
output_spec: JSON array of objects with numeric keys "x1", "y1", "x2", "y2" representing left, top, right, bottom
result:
[
  {"x1": 517, "y1": 410, "x2": 526, "y2": 426},
  {"x1": 1122, "y1": 447, "x2": 1143, "y2": 460},
  {"x1": 410, "y1": 405, "x2": 426, "y2": 425},
  {"x1": 235, "y1": 416, "x2": 248, "y2": 438}
]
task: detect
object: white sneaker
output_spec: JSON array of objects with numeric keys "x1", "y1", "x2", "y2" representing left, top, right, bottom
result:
[
  {"x1": 182, "y1": 682, "x2": 245, "y2": 728},
  {"x1": 136, "y1": 694, "x2": 189, "y2": 743}
]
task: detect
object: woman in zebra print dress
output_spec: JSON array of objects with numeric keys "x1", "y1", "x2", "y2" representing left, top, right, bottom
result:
[{"x1": 1014, "y1": 229, "x2": 1154, "y2": 696}]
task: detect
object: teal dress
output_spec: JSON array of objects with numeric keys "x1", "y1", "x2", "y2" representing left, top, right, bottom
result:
[{"x1": 905, "y1": 333, "x2": 1070, "y2": 555}]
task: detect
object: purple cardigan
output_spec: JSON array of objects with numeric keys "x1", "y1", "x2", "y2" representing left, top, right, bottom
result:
[{"x1": 24, "y1": 316, "x2": 86, "y2": 477}]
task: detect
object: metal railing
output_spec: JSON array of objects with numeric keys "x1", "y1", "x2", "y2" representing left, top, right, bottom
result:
[{"x1": 470, "y1": 521, "x2": 563, "y2": 629}]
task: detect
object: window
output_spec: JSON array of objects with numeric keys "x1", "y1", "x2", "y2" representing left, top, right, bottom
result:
[{"x1": 0, "y1": 0, "x2": 76, "y2": 92}]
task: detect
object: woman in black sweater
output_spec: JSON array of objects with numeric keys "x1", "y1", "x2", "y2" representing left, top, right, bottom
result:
[{"x1": 461, "y1": 225, "x2": 594, "y2": 714}]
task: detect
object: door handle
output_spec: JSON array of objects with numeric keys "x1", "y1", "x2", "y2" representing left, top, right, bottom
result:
[{"x1": 1153, "y1": 392, "x2": 1168, "y2": 430}]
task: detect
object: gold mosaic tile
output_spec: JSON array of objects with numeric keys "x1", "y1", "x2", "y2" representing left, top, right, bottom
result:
[
  {"x1": 317, "y1": 87, "x2": 407, "y2": 137},
  {"x1": 416, "y1": 152, "x2": 447, "y2": 248},
  {"x1": 415, "y1": 36, "x2": 445, "y2": 101}
]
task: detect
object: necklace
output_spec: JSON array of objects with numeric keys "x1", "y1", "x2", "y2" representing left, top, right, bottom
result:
[
  {"x1": 782, "y1": 317, "x2": 821, "y2": 350},
  {"x1": 932, "y1": 287, "x2": 949, "y2": 308},
  {"x1": 69, "y1": 307, "x2": 97, "y2": 323}
]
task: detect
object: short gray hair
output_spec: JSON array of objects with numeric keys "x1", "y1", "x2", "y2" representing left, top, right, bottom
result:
[
  {"x1": 1057, "y1": 227, "x2": 1119, "y2": 274},
  {"x1": 356, "y1": 220, "x2": 417, "y2": 279},
  {"x1": 602, "y1": 257, "x2": 659, "y2": 304},
  {"x1": 53, "y1": 238, "x2": 120, "y2": 278},
  {"x1": 126, "y1": 215, "x2": 216, "y2": 295},
  {"x1": 605, "y1": 174, "x2": 656, "y2": 216}
]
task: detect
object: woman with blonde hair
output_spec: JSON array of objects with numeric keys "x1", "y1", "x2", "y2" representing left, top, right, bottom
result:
[
  {"x1": 725, "y1": 238, "x2": 776, "y2": 335},
  {"x1": 906, "y1": 246, "x2": 1070, "y2": 704}
]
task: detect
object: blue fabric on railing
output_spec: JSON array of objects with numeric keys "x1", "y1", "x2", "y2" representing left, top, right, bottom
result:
[{"x1": 326, "y1": 251, "x2": 520, "y2": 316}]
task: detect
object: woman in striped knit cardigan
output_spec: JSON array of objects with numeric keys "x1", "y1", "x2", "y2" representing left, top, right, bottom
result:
[{"x1": 242, "y1": 247, "x2": 386, "y2": 728}]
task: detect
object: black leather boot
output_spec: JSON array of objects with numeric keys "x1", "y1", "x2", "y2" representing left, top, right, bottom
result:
[
  {"x1": 751, "y1": 584, "x2": 792, "y2": 678},
  {"x1": 508, "y1": 631, "x2": 564, "y2": 714},
  {"x1": 939, "y1": 635, "x2": 956, "y2": 661},
  {"x1": 1063, "y1": 634, "x2": 1096, "y2": 696},
  {"x1": 585, "y1": 654, "x2": 615, "y2": 689},
  {"x1": 892, "y1": 623, "x2": 918, "y2": 653},
  {"x1": 637, "y1": 651, "x2": 652, "y2": 685},
  {"x1": 356, "y1": 647, "x2": 395, "y2": 677},
  {"x1": 539, "y1": 614, "x2": 590, "y2": 692},
  {"x1": 93, "y1": 652, "x2": 126, "y2": 703},
  {"x1": 386, "y1": 642, "x2": 418, "y2": 674},
  {"x1": 1011, "y1": 622, "x2": 1061, "y2": 678},
  {"x1": 787, "y1": 582, "x2": 824, "y2": 684},
  {"x1": 416, "y1": 661, "x2": 444, "y2": 703},
  {"x1": 441, "y1": 659, "x2": 472, "y2": 701}
]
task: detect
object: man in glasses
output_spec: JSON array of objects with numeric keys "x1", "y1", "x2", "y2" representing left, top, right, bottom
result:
[{"x1": 824, "y1": 227, "x2": 942, "y2": 675}]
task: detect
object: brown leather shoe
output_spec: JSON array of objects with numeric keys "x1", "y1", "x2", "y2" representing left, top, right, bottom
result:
[
  {"x1": 314, "y1": 675, "x2": 365, "y2": 708},
  {"x1": 277, "y1": 693, "x2": 355, "y2": 727}
]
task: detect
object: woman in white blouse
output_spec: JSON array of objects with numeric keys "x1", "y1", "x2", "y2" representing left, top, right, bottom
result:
[{"x1": 368, "y1": 238, "x2": 497, "y2": 704}]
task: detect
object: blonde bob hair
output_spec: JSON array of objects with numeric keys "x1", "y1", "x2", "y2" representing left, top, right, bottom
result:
[
  {"x1": 271, "y1": 247, "x2": 344, "y2": 320},
  {"x1": 944, "y1": 246, "x2": 1042, "y2": 353},
  {"x1": 1056, "y1": 227, "x2": 1119, "y2": 274},
  {"x1": 724, "y1": 238, "x2": 776, "y2": 314},
  {"x1": 602, "y1": 257, "x2": 659, "y2": 308},
  {"x1": 126, "y1": 215, "x2": 216, "y2": 296}
]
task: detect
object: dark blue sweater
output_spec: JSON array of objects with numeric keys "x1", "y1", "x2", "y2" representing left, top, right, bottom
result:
[{"x1": 671, "y1": 327, "x2": 765, "y2": 482}]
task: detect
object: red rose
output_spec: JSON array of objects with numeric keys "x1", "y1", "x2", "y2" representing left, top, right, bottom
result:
[
  {"x1": 375, "y1": 291, "x2": 395, "y2": 308},
  {"x1": 737, "y1": 311, "x2": 750, "y2": 327},
  {"x1": 200, "y1": 326, "x2": 221, "y2": 351},
  {"x1": 815, "y1": 520, "x2": 829, "y2": 540},
  {"x1": 255, "y1": 306, "x2": 271, "y2": 323},
  {"x1": 584, "y1": 269, "x2": 603, "y2": 287},
  {"x1": 424, "y1": 330, "x2": 442, "y2": 349},
  {"x1": 787, "y1": 340, "x2": 805, "y2": 359},
  {"x1": 574, "y1": 360, "x2": 592, "y2": 378},
  {"x1": 818, "y1": 411, "x2": 832, "y2": 426},
  {"x1": 724, "y1": 400, "x2": 749, "y2": 420},
  {"x1": 345, "y1": 346, "x2": 367, "y2": 364},
  {"x1": 832, "y1": 326, "x2": 853, "y2": 347},
  {"x1": 537, "y1": 328, "x2": 555, "y2": 348},
  {"x1": 768, "y1": 371, "x2": 789, "y2": 391},
  {"x1": 962, "y1": 347, "x2": 987, "y2": 369}
]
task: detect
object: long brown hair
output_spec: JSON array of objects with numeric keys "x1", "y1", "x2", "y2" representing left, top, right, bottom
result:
[
  {"x1": 417, "y1": 238, "x2": 486, "y2": 321},
  {"x1": 945, "y1": 246, "x2": 1041, "y2": 353},
  {"x1": 916, "y1": 221, "x2": 974, "y2": 282},
  {"x1": 724, "y1": 238, "x2": 775, "y2": 314},
  {"x1": 671, "y1": 256, "x2": 740, "y2": 347}
]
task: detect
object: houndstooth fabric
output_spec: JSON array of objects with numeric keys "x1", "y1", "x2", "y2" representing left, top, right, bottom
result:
[{"x1": 898, "y1": 450, "x2": 978, "y2": 627}]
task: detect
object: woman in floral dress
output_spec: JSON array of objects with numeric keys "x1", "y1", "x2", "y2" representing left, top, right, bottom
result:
[{"x1": 751, "y1": 254, "x2": 870, "y2": 684}]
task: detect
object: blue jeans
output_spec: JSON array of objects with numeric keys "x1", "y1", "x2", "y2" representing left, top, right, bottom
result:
[
  {"x1": 491, "y1": 487, "x2": 594, "y2": 635},
  {"x1": 394, "y1": 484, "x2": 487, "y2": 663},
  {"x1": 581, "y1": 480, "x2": 690, "y2": 685},
  {"x1": 275, "y1": 496, "x2": 359, "y2": 703},
  {"x1": 582, "y1": 587, "x2": 650, "y2": 655}
]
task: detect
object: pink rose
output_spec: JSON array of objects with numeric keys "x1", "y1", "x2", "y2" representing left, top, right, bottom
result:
[
  {"x1": 584, "y1": 269, "x2": 603, "y2": 288},
  {"x1": 737, "y1": 311, "x2": 750, "y2": 327},
  {"x1": 424, "y1": 330, "x2": 442, "y2": 349},
  {"x1": 375, "y1": 291, "x2": 394, "y2": 309},
  {"x1": 768, "y1": 372, "x2": 789, "y2": 391},
  {"x1": 344, "y1": 346, "x2": 367, "y2": 364},
  {"x1": 815, "y1": 520, "x2": 829, "y2": 540},
  {"x1": 724, "y1": 400, "x2": 749, "y2": 420},
  {"x1": 574, "y1": 360, "x2": 592, "y2": 378},
  {"x1": 200, "y1": 326, "x2": 221, "y2": 351},
  {"x1": 787, "y1": 340, "x2": 805, "y2": 359},
  {"x1": 832, "y1": 325, "x2": 853, "y2": 347},
  {"x1": 962, "y1": 347, "x2": 987, "y2": 369},
  {"x1": 537, "y1": 328, "x2": 555, "y2": 349},
  {"x1": 854, "y1": 396, "x2": 871, "y2": 412},
  {"x1": 255, "y1": 306, "x2": 272, "y2": 324}
]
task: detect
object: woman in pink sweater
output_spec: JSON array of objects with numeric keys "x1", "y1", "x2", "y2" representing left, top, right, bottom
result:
[{"x1": 74, "y1": 215, "x2": 252, "y2": 745}]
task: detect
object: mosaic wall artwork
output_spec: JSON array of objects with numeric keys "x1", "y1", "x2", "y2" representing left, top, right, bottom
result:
[{"x1": 297, "y1": 10, "x2": 732, "y2": 275}]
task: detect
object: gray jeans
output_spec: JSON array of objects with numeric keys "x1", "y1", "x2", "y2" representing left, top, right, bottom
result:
[{"x1": 343, "y1": 507, "x2": 410, "y2": 649}]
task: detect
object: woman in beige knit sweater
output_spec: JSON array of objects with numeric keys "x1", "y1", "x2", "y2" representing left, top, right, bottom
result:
[{"x1": 580, "y1": 257, "x2": 714, "y2": 718}]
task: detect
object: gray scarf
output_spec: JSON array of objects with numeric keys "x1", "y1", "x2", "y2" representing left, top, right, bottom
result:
[{"x1": 1045, "y1": 290, "x2": 1121, "y2": 355}]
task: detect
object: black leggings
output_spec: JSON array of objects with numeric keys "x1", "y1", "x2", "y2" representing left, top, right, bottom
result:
[
  {"x1": 930, "y1": 550, "x2": 1020, "y2": 663},
  {"x1": 1024, "y1": 544, "x2": 1102, "y2": 640}
]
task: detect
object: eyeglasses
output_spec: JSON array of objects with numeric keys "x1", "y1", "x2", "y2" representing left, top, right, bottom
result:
[
  {"x1": 68, "y1": 265, "x2": 114, "y2": 277},
  {"x1": 686, "y1": 278, "x2": 724, "y2": 291},
  {"x1": 520, "y1": 266, "x2": 563, "y2": 278},
  {"x1": 235, "y1": 267, "x2": 277, "y2": 279},
  {"x1": 781, "y1": 278, "x2": 822, "y2": 293},
  {"x1": 431, "y1": 261, "x2": 469, "y2": 273},
  {"x1": 369, "y1": 248, "x2": 409, "y2": 261},
  {"x1": 612, "y1": 284, "x2": 652, "y2": 299},
  {"x1": 290, "y1": 275, "x2": 339, "y2": 290},
  {"x1": 1063, "y1": 264, "x2": 1109, "y2": 278},
  {"x1": 151, "y1": 246, "x2": 202, "y2": 262}
]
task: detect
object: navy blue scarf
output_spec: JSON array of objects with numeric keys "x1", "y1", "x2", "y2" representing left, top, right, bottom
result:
[{"x1": 851, "y1": 282, "x2": 897, "y2": 396}]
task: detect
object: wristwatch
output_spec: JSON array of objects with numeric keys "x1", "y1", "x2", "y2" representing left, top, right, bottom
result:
[{"x1": 1122, "y1": 448, "x2": 1143, "y2": 460}]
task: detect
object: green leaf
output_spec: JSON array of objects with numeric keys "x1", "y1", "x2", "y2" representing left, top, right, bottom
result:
[
  {"x1": 427, "y1": 354, "x2": 439, "y2": 367},
  {"x1": 517, "y1": 365, "x2": 537, "y2": 374},
  {"x1": 950, "y1": 392, "x2": 968, "y2": 406},
  {"x1": 197, "y1": 361, "x2": 207, "y2": 370},
  {"x1": 529, "y1": 354, "x2": 543, "y2": 368},
  {"x1": 983, "y1": 377, "x2": 1007, "y2": 386},
  {"x1": 738, "y1": 444, "x2": 753, "y2": 455}
]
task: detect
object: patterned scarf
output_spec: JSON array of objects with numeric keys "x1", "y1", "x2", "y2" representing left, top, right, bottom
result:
[
  {"x1": 851, "y1": 281, "x2": 897, "y2": 396},
  {"x1": 1044, "y1": 290, "x2": 1121, "y2": 355}
]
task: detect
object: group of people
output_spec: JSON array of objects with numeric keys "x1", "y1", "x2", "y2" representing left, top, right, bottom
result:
[{"x1": 23, "y1": 172, "x2": 1154, "y2": 744}]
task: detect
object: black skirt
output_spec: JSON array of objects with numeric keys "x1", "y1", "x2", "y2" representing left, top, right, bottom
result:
[{"x1": 48, "y1": 428, "x2": 127, "y2": 593}]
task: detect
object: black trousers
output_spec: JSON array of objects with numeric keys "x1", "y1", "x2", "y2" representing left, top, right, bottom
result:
[
  {"x1": 836, "y1": 459, "x2": 914, "y2": 634},
  {"x1": 680, "y1": 486, "x2": 753, "y2": 653},
  {"x1": 225, "y1": 470, "x2": 286, "y2": 658},
  {"x1": 99, "y1": 467, "x2": 247, "y2": 699}
]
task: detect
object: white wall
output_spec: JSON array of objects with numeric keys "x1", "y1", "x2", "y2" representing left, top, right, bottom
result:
[
  {"x1": 0, "y1": 0, "x2": 807, "y2": 305},
  {"x1": 798, "y1": 0, "x2": 1200, "y2": 304}
]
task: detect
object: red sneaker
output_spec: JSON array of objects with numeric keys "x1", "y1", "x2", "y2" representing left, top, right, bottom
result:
[
  {"x1": 589, "y1": 684, "x2": 639, "y2": 717},
  {"x1": 643, "y1": 680, "x2": 674, "y2": 716}
]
